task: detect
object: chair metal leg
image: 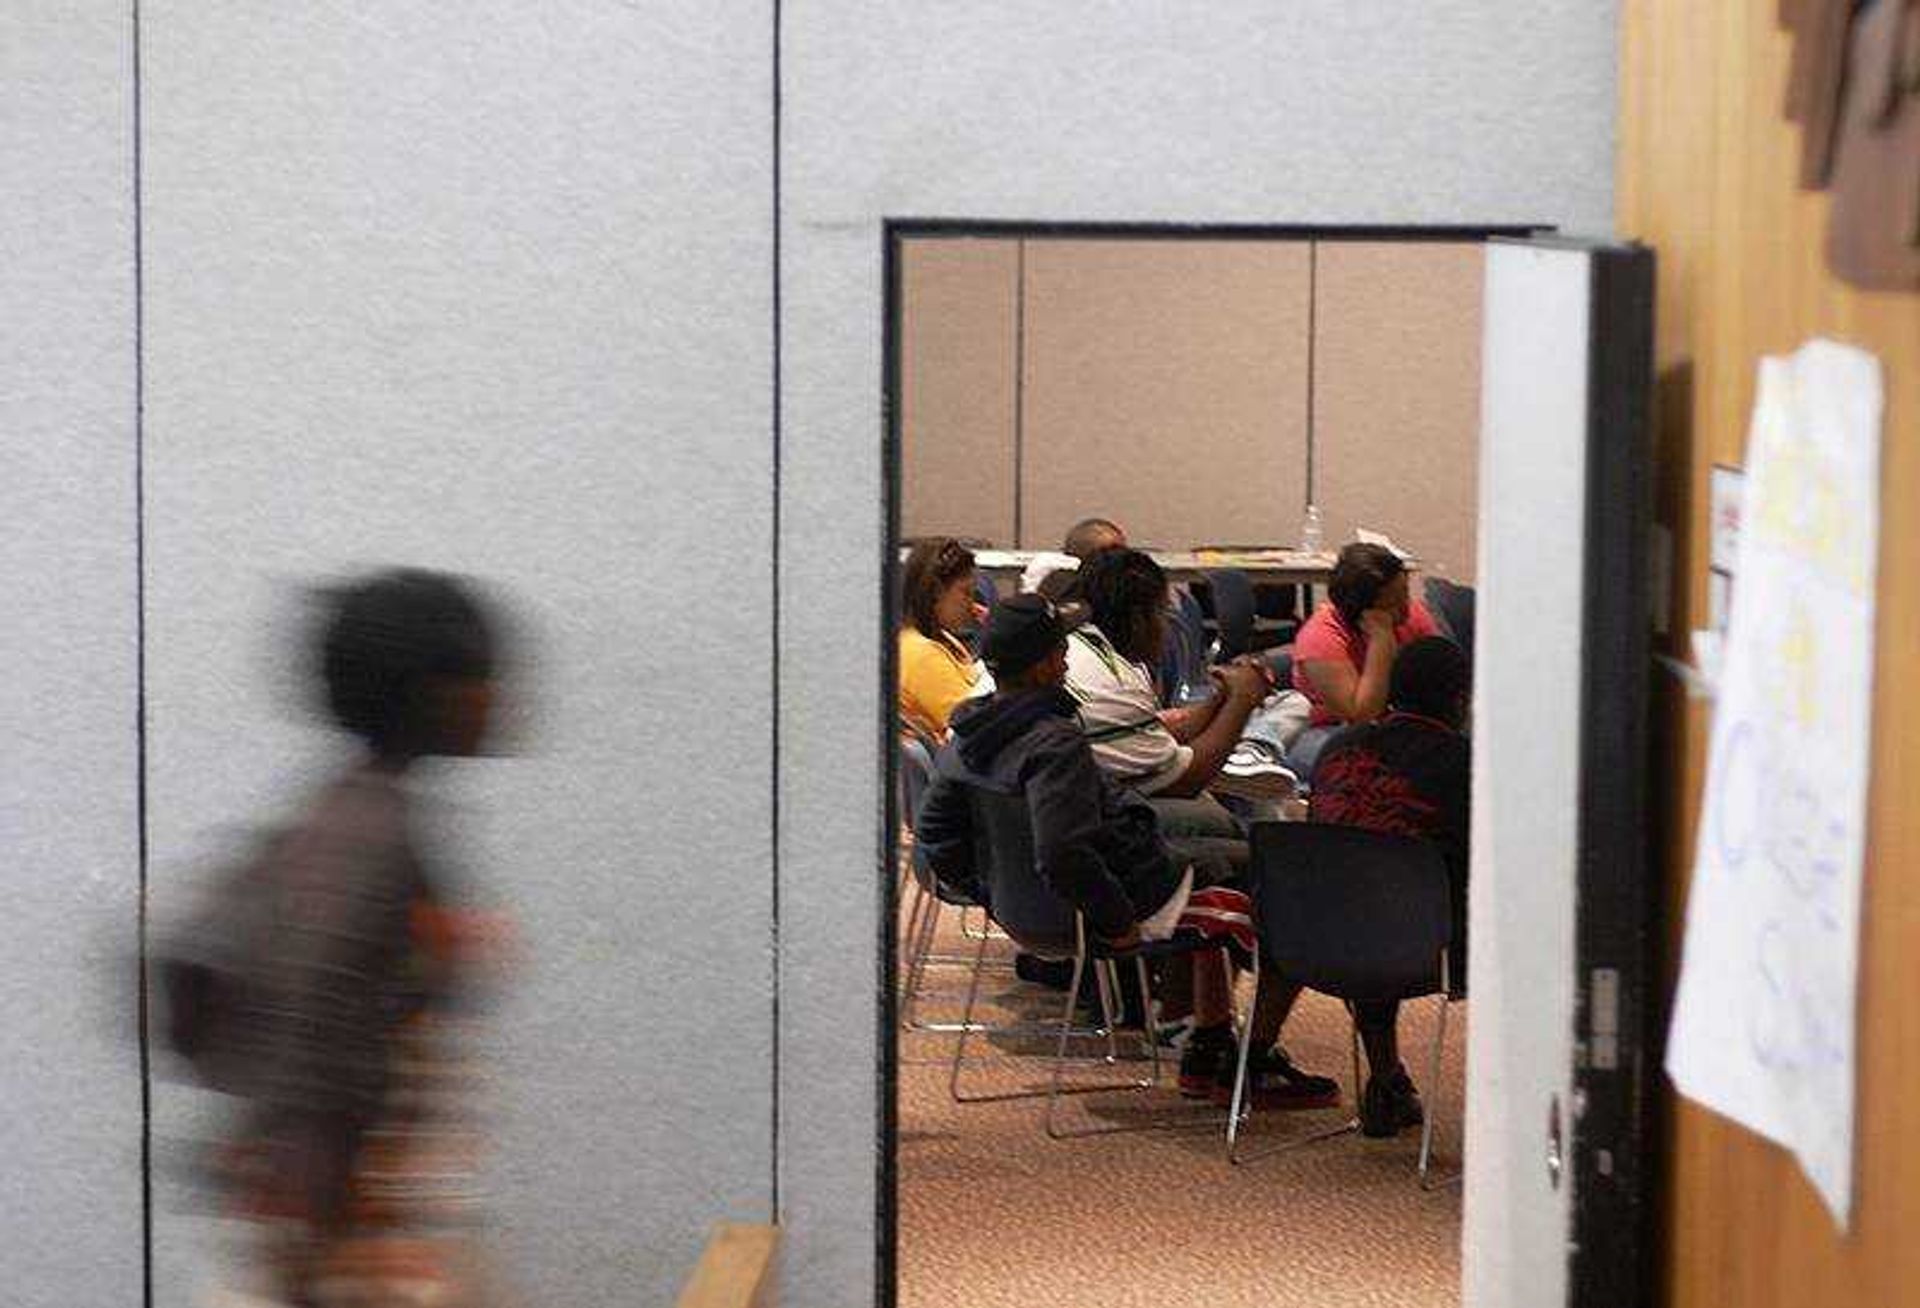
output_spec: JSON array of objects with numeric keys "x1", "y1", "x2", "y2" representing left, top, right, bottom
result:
[
  {"x1": 1046, "y1": 926, "x2": 1219, "y2": 1140},
  {"x1": 904, "y1": 890, "x2": 972, "y2": 1032},
  {"x1": 1419, "y1": 951, "x2": 1455, "y2": 1189},
  {"x1": 1348, "y1": 1002, "x2": 1364, "y2": 1108},
  {"x1": 1230, "y1": 959, "x2": 1362, "y2": 1165},
  {"x1": 950, "y1": 925, "x2": 1117, "y2": 1104},
  {"x1": 1136, "y1": 956, "x2": 1162, "y2": 1086},
  {"x1": 1225, "y1": 947, "x2": 1260, "y2": 1161},
  {"x1": 1095, "y1": 961, "x2": 1121, "y2": 1065},
  {"x1": 947, "y1": 927, "x2": 993, "y2": 1101},
  {"x1": 899, "y1": 882, "x2": 931, "y2": 1003},
  {"x1": 902, "y1": 889, "x2": 1019, "y2": 1033}
]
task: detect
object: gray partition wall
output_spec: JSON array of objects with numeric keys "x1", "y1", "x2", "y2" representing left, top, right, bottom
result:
[
  {"x1": 136, "y1": 6, "x2": 775, "y2": 1307},
  {"x1": 785, "y1": 5, "x2": 1615, "y2": 1305},
  {"x1": 1, "y1": 8, "x2": 142, "y2": 1307},
  {"x1": 5, "y1": 5, "x2": 1619, "y2": 1308}
]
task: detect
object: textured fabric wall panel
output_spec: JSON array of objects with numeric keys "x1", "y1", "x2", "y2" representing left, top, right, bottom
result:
[
  {"x1": 137, "y1": 6, "x2": 773, "y2": 1307},
  {"x1": 900, "y1": 239, "x2": 1019, "y2": 545},
  {"x1": 0, "y1": 7, "x2": 142, "y2": 1307},
  {"x1": 1020, "y1": 240, "x2": 1310, "y2": 551},
  {"x1": 784, "y1": 4, "x2": 1617, "y2": 1304},
  {"x1": 1313, "y1": 241, "x2": 1486, "y2": 582}
]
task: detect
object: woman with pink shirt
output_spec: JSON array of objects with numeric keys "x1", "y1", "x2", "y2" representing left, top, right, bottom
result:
[{"x1": 1287, "y1": 542, "x2": 1439, "y2": 780}]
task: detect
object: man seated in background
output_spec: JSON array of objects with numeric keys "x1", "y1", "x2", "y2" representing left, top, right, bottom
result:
[
  {"x1": 915, "y1": 594, "x2": 1338, "y2": 1109},
  {"x1": 1063, "y1": 515, "x2": 1127, "y2": 561},
  {"x1": 1309, "y1": 635, "x2": 1471, "y2": 1137}
]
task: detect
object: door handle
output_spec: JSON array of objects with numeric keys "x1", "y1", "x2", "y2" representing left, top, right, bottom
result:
[{"x1": 1547, "y1": 1093, "x2": 1565, "y2": 1189}]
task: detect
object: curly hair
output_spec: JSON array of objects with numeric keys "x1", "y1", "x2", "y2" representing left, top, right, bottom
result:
[
  {"x1": 900, "y1": 537, "x2": 976, "y2": 639},
  {"x1": 317, "y1": 569, "x2": 499, "y2": 758},
  {"x1": 1327, "y1": 542, "x2": 1406, "y2": 627},
  {"x1": 1078, "y1": 547, "x2": 1167, "y2": 664}
]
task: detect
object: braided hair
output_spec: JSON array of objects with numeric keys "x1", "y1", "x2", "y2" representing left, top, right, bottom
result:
[{"x1": 1078, "y1": 548, "x2": 1168, "y2": 665}]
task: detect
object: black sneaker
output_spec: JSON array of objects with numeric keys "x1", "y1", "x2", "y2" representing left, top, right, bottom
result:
[
  {"x1": 1178, "y1": 1023, "x2": 1236, "y2": 1098},
  {"x1": 1360, "y1": 1065, "x2": 1426, "y2": 1138},
  {"x1": 1213, "y1": 1044, "x2": 1341, "y2": 1111},
  {"x1": 1015, "y1": 952, "x2": 1076, "y2": 990}
]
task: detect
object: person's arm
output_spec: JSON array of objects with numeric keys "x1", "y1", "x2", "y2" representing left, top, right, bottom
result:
[
  {"x1": 1154, "y1": 662, "x2": 1268, "y2": 797},
  {"x1": 1159, "y1": 693, "x2": 1222, "y2": 742},
  {"x1": 1024, "y1": 739, "x2": 1138, "y2": 943},
  {"x1": 1301, "y1": 608, "x2": 1399, "y2": 723}
]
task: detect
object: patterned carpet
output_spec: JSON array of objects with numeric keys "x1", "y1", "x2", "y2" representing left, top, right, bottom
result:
[{"x1": 896, "y1": 902, "x2": 1465, "y2": 1308}]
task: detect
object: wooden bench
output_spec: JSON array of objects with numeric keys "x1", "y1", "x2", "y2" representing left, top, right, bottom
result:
[{"x1": 675, "y1": 1223, "x2": 780, "y2": 1308}]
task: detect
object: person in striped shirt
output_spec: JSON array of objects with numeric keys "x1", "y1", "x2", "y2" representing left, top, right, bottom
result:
[{"x1": 1064, "y1": 547, "x2": 1273, "y2": 803}]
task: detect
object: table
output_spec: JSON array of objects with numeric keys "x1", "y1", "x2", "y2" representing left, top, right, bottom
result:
[{"x1": 968, "y1": 547, "x2": 1340, "y2": 588}]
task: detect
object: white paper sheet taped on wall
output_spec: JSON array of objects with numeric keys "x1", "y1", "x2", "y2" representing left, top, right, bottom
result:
[{"x1": 1665, "y1": 339, "x2": 1883, "y2": 1230}]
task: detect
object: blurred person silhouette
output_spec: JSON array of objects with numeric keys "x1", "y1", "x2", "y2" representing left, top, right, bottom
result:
[{"x1": 158, "y1": 567, "x2": 514, "y2": 1307}]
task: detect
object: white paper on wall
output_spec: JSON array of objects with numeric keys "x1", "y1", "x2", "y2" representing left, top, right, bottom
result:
[{"x1": 1665, "y1": 338, "x2": 1883, "y2": 1230}]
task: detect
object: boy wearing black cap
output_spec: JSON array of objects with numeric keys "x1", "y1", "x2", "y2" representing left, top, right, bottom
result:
[{"x1": 915, "y1": 595, "x2": 1337, "y2": 1109}]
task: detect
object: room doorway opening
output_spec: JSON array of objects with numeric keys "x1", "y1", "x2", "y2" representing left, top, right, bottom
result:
[{"x1": 877, "y1": 221, "x2": 1659, "y2": 1308}]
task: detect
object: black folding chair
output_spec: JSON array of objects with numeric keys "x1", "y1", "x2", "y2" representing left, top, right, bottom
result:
[
  {"x1": 1204, "y1": 567, "x2": 1256, "y2": 661},
  {"x1": 898, "y1": 733, "x2": 998, "y2": 1032},
  {"x1": 1424, "y1": 577, "x2": 1477, "y2": 677},
  {"x1": 949, "y1": 787, "x2": 1225, "y2": 1139},
  {"x1": 1229, "y1": 822, "x2": 1458, "y2": 1185}
]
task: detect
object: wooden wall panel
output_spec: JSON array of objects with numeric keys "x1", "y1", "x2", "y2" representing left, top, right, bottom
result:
[
  {"x1": 900, "y1": 238, "x2": 1020, "y2": 544},
  {"x1": 1019, "y1": 239, "x2": 1310, "y2": 551},
  {"x1": 1312, "y1": 241, "x2": 1485, "y2": 581},
  {"x1": 1619, "y1": 3, "x2": 1920, "y2": 1306}
]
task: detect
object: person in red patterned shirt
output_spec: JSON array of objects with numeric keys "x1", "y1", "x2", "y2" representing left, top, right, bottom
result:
[{"x1": 1309, "y1": 636, "x2": 1470, "y2": 1138}]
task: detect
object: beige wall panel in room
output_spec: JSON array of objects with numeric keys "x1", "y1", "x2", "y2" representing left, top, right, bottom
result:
[
  {"x1": 1019, "y1": 240, "x2": 1310, "y2": 551},
  {"x1": 1313, "y1": 241, "x2": 1485, "y2": 582},
  {"x1": 900, "y1": 239, "x2": 1020, "y2": 545}
]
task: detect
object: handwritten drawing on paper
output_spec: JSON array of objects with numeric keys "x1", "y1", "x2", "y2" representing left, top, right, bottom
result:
[{"x1": 1665, "y1": 338, "x2": 1882, "y2": 1230}]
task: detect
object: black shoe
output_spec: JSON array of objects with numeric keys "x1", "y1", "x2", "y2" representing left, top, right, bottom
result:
[
  {"x1": 1361, "y1": 1065, "x2": 1426, "y2": 1138},
  {"x1": 1015, "y1": 952, "x2": 1076, "y2": 990},
  {"x1": 1213, "y1": 1044, "x2": 1341, "y2": 1111},
  {"x1": 1178, "y1": 1023, "x2": 1236, "y2": 1097}
]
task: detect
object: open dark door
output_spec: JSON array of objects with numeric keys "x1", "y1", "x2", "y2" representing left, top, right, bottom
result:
[{"x1": 1471, "y1": 238, "x2": 1657, "y2": 1308}]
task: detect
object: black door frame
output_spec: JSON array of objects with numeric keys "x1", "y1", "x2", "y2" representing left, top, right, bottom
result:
[{"x1": 875, "y1": 220, "x2": 1659, "y2": 1308}]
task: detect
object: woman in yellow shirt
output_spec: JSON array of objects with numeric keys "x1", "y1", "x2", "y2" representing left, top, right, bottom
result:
[{"x1": 898, "y1": 537, "x2": 993, "y2": 740}]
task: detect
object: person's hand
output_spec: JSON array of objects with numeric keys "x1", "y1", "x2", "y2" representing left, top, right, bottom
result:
[
  {"x1": 1359, "y1": 607, "x2": 1399, "y2": 645},
  {"x1": 1232, "y1": 653, "x2": 1280, "y2": 690},
  {"x1": 1101, "y1": 922, "x2": 1143, "y2": 954},
  {"x1": 970, "y1": 601, "x2": 991, "y2": 626},
  {"x1": 1213, "y1": 660, "x2": 1269, "y2": 705}
]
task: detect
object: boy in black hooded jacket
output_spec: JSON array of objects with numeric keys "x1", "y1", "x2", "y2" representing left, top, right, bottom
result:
[{"x1": 915, "y1": 594, "x2": 1336, "y2": 1109}]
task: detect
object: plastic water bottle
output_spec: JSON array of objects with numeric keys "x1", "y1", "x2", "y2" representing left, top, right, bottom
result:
[{"x1": 1299, "y1": 503, "x2": 1324, "y2": 554}]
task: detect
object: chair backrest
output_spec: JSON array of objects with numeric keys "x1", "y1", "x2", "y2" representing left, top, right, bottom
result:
[
  {"x1": 1158, "y1": 586, "x2": 1213, "y2": 705},
  {"x1": 899, "y1": 735, "x2": 952, "y2": 896},
  {"x1": 1205, "y1": 568, "x2": 1256, "y2": 660},
  {"x1": 1252, "y1": 580, "x2": 1300, "y2": 623},
  {"x1": 965, "y1": 787, "x2": 1079, "y2": 957},
  {"x1": 964, "y1": 572, "x2": 999, "y2": 656},
  {"x1": 1423, "y1": 577, "x2": 1477, "y2": 674},
  {"x1": 1264, "y1": 647, "x2": 1293, "y2": 691},
  {"x1": 1248, "y1": 822, "x2": 1450, "y2": 1001},
  {"x1": 899, "y1": 734, "x2": 937, "y2": 828}
]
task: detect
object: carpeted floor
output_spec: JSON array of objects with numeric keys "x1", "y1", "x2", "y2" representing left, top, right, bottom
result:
[{"x1": 896, "y1": 901, "x2": 1465, "y2": 1308}]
